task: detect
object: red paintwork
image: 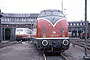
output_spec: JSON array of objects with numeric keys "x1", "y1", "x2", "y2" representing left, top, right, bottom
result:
[
  {"x1": 36, "y1": 19, "x2": 69, "y2": 38},
  {"x1": 30, "y1": 35, "x2": 36, "y2": 37},
  {"x1": 16, "y1": 35, "x2": 29, "y2": 38}
]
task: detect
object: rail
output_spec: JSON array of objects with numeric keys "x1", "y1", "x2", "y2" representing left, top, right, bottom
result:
[
  {"x1": 43, "y1": 53, "x2": 69, "y2": 60},
  {"x1": 61, "y1": 53, "x2": 69, "y2": 60},
  {"x1": 71, "y1": 38, "x2": 90, "y2": 50},
  {"x1": 0, "y1": 41, "x2": 20, "y2": 48}
]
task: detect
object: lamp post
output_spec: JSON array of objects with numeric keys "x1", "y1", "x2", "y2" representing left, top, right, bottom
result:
[
  {"x1": 84, "y1": 0, "x2": 90, "y2": 60},
  {"x1": 61, "y1": 0, "x2": 63, "y2": 13}
]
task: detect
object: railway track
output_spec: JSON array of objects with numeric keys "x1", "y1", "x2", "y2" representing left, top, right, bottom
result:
[
  {"x1": 71, "y1": 38, "x2": 90, "y2": 50},
  {"x1": 61, "y1": 53, "x2": 69, "y2": 60},
  {"x1": 43, "y1": 53, "x2": 69, "y2": 60},
  {"x1": 0, "y1": 41, "x2": 19, "y2": 48},
  {"x1": 74, "y1": 42, "x2": 90, "y2": 50},
  {"x1": 43, "y1": 54, "x2": 47, "y2": 60}
]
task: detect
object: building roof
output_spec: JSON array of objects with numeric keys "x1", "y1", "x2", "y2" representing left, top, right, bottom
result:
[{"x1": 1, "y1": 13, "x2": 39, "y2": 18}]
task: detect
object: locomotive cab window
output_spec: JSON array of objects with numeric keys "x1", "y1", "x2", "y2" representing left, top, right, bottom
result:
[
  {"x1": 17, "y1": 29, "x2": 23, "y2": 32},
  {"x1": 39, "y1": 11, "x2": 46, "y2": 17},
  {"x1": 45, "y1": 10, "x2": 52, "y2": 16},
  {"x1": 39, "y1": 10, "x2": 65, "y2": 18}
]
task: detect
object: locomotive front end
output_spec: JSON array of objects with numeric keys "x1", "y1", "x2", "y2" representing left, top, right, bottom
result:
[
  {"x1": 35, "y1": 9, "x2": 70, "y2": 52},
  {"x1": 36, "y1": 38, "x2": 70, "y2": 52}
]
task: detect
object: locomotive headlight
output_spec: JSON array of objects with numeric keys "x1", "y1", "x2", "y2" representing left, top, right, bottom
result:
[
  {"x1": 42, "y1": 40, "x2": 48, "y2": 46},
  {"x1": 63, "y1": 40, "x2": 69, "y2": 46}
]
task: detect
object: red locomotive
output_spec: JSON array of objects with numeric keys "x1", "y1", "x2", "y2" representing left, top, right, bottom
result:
[{"x1": 34, "y1": 9, "x2": 70, "y2": 53}]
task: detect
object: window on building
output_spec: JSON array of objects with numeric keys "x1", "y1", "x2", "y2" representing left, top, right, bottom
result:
[
  {"x1": 7, "y1": 18, "x2": 10, "y2": 21},
  {"x1": 72, "y1": 23, "x2": 74, "y2": 26},
  {"x1": 82, "y1": 23, "x2": 83, "y2": 26},
  {"x1": 83, "y1": 23, "x2": 85, "y2": 25},
  {"x1": 77, "y1": 23, "x2": 79, "y2": 26},
  {"x1": 4, "y1": 18, "x2": 7, "y2": 21},
  {"x1": 70, "y1": 23, "x2": 72, "y2": 26},
  {"x1": 80, "y1": 23, "x2": 82, "y2": 25},
  {"x1": 68, "y1": 23, "x2": 70, "y2": 26},
  {"x1": 74, "y1": 23, "x2": 75, "y2": 26}
]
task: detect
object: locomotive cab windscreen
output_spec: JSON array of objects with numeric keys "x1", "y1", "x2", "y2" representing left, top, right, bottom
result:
[{"x1": 39, "y1": 10, "x2": 65, "y2": 18}]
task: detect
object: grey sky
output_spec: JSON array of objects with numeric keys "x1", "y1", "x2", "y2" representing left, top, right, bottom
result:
[{"x1": 0, "y1": 0, "x2": 90, "y2": 22}]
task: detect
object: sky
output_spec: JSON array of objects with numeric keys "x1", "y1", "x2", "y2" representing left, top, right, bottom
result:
[{"x1": 0, "y1": 0, "x2": 90, "y2": 22}]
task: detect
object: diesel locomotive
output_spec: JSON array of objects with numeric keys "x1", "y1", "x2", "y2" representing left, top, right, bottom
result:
[{"x1": 34, "y1": 9, "x2": 70, "y2": 52}]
